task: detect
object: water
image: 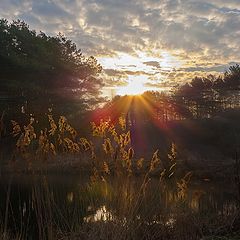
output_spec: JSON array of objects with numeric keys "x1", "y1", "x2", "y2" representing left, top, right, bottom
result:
[{"x1": 0, "y1": 174, "x2": 238, "y2": 239}]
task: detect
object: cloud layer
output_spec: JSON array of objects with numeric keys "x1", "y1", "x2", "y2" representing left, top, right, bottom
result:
[{"x1": 1, "y1": 0, "x2": 240, "y2": 95}]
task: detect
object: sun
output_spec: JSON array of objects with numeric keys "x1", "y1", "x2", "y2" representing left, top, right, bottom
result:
[
  {"x1": 115, "y1": 75, "x2": 160, "y2": 96},
  {"x1": 98, "y1": 51, "x2": 184, "y2": 98},
  {"x1": 116, "y1": 79, "x2": 146, "y2": 96}
]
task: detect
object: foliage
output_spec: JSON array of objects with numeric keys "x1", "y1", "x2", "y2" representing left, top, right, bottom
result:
[
  {"x1": 0, "y1": 18, "x2": 104, "y2": 116},
  {"x1": 10, "y1": 113, "x2": 181, "y2": 183},
  {"x1": 174, "y1": 64, "x2": 240, "y2": 119}
]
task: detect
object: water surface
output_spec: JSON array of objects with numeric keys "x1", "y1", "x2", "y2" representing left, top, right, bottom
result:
[{"x1": 0, "y1": 174, "x2": 238, "y2": 239}]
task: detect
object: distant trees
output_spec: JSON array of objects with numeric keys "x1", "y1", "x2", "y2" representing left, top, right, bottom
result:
[
  {"x1": 174, "y1": 64, "x2": 240, "y2": 119},
  {"x1": 0, "y1": 19, "x2": 103, "y2": 118},
  {"x1": 98, "y1": 64, "x2": 240, "y2": 125},
  {"x1": 224, "y1": 64, "x2": 240, "y2": 90}
]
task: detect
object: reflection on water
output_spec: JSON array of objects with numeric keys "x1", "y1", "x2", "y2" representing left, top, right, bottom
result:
[
  {"x1": 0, "y1": 174, "x2": 238, "y2": 238},
  {"x1": 67, "y1": 191, "x2": 74, "y2": 202},
  {"x1": 84, "y1": 205, "x2": 113, "y2": 222}
]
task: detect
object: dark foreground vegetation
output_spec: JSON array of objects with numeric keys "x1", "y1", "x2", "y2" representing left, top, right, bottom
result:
[
  {"x1": 0, "y1": 19, "x2": 240, "y2": 239},
  {"x1": 1, "y1": 173, "x2": 240, "y2": 240}
]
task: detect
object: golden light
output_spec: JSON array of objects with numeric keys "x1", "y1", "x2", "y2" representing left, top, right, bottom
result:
[
  {"x1": 116, "y1": 79, "x2": 146, "y2": 96},
  {"x1": 98, "y1": 51, "x2": 183, "y2": 97},
  {"x1": 115, "y1": 75, "x2": 160, "y2": 96}
]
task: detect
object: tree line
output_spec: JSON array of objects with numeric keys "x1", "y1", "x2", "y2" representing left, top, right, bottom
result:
[
  {"x1": 100, "y1": 65, "x2": 240, "y2": 125},
  {"x1": 173, "y1": 65, "x2": 240, "y2": 119}
]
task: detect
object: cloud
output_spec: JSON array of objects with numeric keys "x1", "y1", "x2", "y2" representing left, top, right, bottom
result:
[
  {"x1": 123, "y1": 70, "x2": 154, "y2": 76},
  {"x1": 143, "y1": 61, "x2": 161, "y2": 69},
  {"x1": 180, "y1": 62, "x2": 240, "y2": 73},
  {"x1": 1, "y1": 0, "x2": 240, "y2": 93},
  {"x1": 104, "y1": 69, "x2": 124, "y2": 76}
]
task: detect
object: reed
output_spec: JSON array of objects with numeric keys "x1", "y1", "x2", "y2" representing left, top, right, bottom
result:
[{"x1": 0, "y1": 114, "x2": 239, "y2": 240}]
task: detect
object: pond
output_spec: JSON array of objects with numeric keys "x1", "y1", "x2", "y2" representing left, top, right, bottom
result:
[{"x1": 0, "y1": 173, "x2": 238, "y2": 239}]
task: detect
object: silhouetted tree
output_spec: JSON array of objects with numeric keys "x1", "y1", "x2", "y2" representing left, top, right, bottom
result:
[
  {"x1": 0, "y1": 19, "x2": 104, "y2": 119},
  {"x1": 175, "y1": 64, "x2": 240, "y2": 119}
]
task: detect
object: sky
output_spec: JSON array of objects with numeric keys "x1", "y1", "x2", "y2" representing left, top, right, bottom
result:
[{"x1": 1, "y1": 0, "x2": 240, "y2": 97}]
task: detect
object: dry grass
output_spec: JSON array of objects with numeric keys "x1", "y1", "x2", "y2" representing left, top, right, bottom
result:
[
  {"x1": 0, "y1": 178, "x2": 239, "y2": 240},
  {"x1": 0, "y1": 114, "x2": 239, "y2": 239}
]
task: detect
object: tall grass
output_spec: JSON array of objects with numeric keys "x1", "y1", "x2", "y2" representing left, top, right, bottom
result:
[
  {"x1": 9, "y1": 113, "x2": 180, "y2": 178},
  {"x1": 1, "y1": 174, "x2": 239, "y2": 240},
  {"x1": 0, "y1": 114, "x2": 239, "y2": 239}
]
